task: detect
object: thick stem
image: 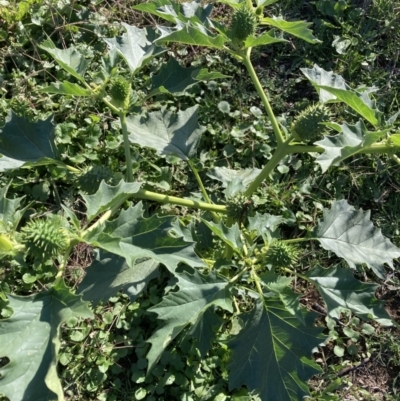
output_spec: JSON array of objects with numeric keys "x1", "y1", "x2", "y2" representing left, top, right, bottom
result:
[
  {"x1": 119, "y1": 112, "x2": 134, "y2": 183},
  {"x1": 242, "y1": 51, "x2": 285, "y2": 145},
  {"x1": 245, "y1": 136, "x2": 293, "y2": 197},
  {"x1": 135, "y1": 189, "x2": 226, "y2": 213},
  {"x1": 282, "y1": 237, "x2": 311, "y2": 244}
]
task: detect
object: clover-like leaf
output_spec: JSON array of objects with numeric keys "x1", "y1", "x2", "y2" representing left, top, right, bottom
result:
[
  {"x1": 104, "y1": 23, "x2": 164, "y2": 74},
  {"x1": 84, "y1": 202, "x2": 206, "y2": 272},
  {"x1": 306, "y1": 265, "x2": 392, "y2": 326},
  {"x1": 125, "y1": 105, "x2": 205, "y2": 161},
  {"x1": 82, "y1": 180, "x2": 142, "y2": 222},
  {"x1": 77, "y1": 251, "x2": 159, "y2": 305},
  {"x1": 0, "y1": 281, "x2": 93, "y2": 401},
  {"x1": 150, "y1": 57, "x2": 228, "y2": 96},
  {"x1": 260, "y1": 17, "x2": 321, "y2": 44},
  {"x1": 0, "y1": 111, "x2": 57, "y2": 172},
  {"x1": 228, "y1": 298, "x2": 325, "y2": 401},
  {"x1": 314, "y1": 120, "x2": 386, "y2": 172},
  {"x1": 202, "y1": 220, "x2": 244, "y2": 256},
  {"x1": 301, "y1": 65, "x2": 383, "y2": 126},
  {"x1": 315, "y1": 200, "x2": 400, "y2": 278},
  {"x1": 146, "y1": 269, "x2": 232, "y2": 371},
  {"x1": 40, "y1": 39, "x2": 88, "y2": 84}
]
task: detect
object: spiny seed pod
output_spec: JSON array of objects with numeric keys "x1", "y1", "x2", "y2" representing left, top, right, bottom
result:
[
  {"x1": 20, "y1": 218, "x2": 70, "y2": 260},
  {"x1": 291, "y1": 104, "x2": 331, "y2": 143},
  {"x1": 226, "y1": 192, "x2": 253, "y2": 222},
  {"x1": 78, "y1": 165, "x2": 114, "y2": 194},
  {"x1": 231, "y1": 4, "x2": 258, "y2": 42},
  {"x1": 263, "y1": 241, "x2": 299, "y2": 269},
  {"x1": 109, "y1": 77, "x2": 131, "y2": 108}
]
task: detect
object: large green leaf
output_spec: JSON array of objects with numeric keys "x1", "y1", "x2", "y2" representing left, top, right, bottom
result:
[
  {"x1": 82, "y1": 180, "x2": 142, "y2": 223},
  {"x1": 244, "y1": 32, "x2": 287, "y2": 48},
  {"x1": 0, "y1": 111, "x2": 57, "y2": 171},
  {"x1": 133, "y1": 0, "x2": 213, "y2": 24},
  {"x1": 207, "y1": 167, "x2": 262, "y2": 188},
  {"x1": 259, "y1": 272, "x2": 304, "y2": 324},
  {"x1": 315, "y1": 200, "x2": 400, "y2": 279},
  {"x1": 0, "y1": 281, "x2": 93, "y2": 401},
  {"x1": 77, "y1": 251, "x2": 159, "y2": 305},
  {"x1": 146, "y1": 270, "x2": 232, "y2": 371},
  {"x1": 228, "y1": 298, "x2": 324, "y2": 401},
  {"x1": 314, "y1": 120, "x2": 386, "y2": 172},
  {"x1": 156, "y1": 22, "x2": 227, "y2": 49},
  {"x1": 301, "y1": 65, "x2": 383, "y2": 126},
  {"x1": 260, "y1": 17, "x2": 321, "y2": 44},
  {"x1": 39, "y1": 81, "x2": 92, "y2": 97},
  {"x1": 202, "y1": 220, "x2": 244, "y2": 256},
  {"x1": 306, "y1": 265, "x2": 392, "y2": 326},
  {"x1": 84, "y1": 202, "x2": 206, "y2": 271},
  {"x1": 188, "y1": 306, "x2": 223, "y2": 357},
  {"x1": 39, "y1": 39, "x2": 88, "y2": 84},
  {"x1": 125, "y1": 105, "x2": 205, "y2": 161},
  {"x1": 150, "y1": 57, "x2": 228, "y2": 96},
  {"x1": 104, "y1": 23, "x2": 164, "y2": 74}
]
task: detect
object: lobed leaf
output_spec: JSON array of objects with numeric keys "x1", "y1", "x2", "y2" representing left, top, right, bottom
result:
[
  {"x1": 150, "y1": 57, "x2": 229, "y2": 96},
  {"x1": 82, "y1": 180, "x2": 142, "y2": 223},
  {"x1": 314, "y1": 120, "x2": 386, "y2": 172},
  {"x1": 0, "y1": 111, "x2": 57, "y2": 172},
  {"x1": 156, "y1": 22, "x2": 227, "y2": 49},
  {"x1": 260, "y1": 17, "x2": 321, "y2": 44},
  {"x1": 202, "y1": 220, "x2": 244, "y2": 256},
  {"x1": 228, "y1": 298, "x2": 325, "y2": 401},
  {"x1": 39, "y1": 39, "x2": 88, "y2": 84},
  {"x1": 306, "y1": 265, "x2": 392, "y2": 326},
  {"x1": 77, "y1": 251, "x2": 159, "y2": 305},
  {"x1": 315, "y1": 200, "x2": 400, "y2": 278},
  {"x1": 207, "y1": 167, "x2": 262, "y2": 188},
  {"x1": 104, "y1": 23, "x2": 164, "y2": 74},
  {"x1": 125, "y1": 105, "x2": 205, "y2": 161},
  {"x1": 83, "y1": 202, "x2": 206, "y2": 272},
  {"x1": 0, "y1": 281, "x2": 93, "y2": 401},
  {"x1": 39, "y1": 81, "x2": 92, "y2": 97},
  {"x1": 301, "y1": 65, "x2": 383, "y2": 126},
  {"x1": 146, "y1": 269, "x2": 232, "y2": 371}
]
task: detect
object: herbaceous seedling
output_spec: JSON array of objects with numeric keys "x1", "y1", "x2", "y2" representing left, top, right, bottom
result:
[{"x1": 1, "y1": 0, "x2": 400, "y2": 400}]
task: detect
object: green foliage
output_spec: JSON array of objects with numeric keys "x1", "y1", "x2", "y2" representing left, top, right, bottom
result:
[{"x1": 0, "y1": 0, "x2": 400, "y2": 400}]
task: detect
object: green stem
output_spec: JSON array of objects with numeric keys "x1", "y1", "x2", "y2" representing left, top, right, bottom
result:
[
  {"x1": 251, "y1": 267, "x2": 264, "y2": 299},
  {"x1": 282, "y1": 267, "x2": 311, "y2": 283},
  {"x1": 242, "y1": 50, "x2": 285, "y2": 145},
  {"x1": 245, "y1": 136, "x2": 293, "y2": 197},
  {"x1": 282, "y1": 237, "x2": 311, "y2": 244},
  {"x1": 188, "y1": 160, "x2": 220, "y2": 223},
  {"x1": 135, "y1": 189, "x2": 226, "y2": 213},
  {"x1": 119, "y1": 112, "x2": 134, "y2": 183}
]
